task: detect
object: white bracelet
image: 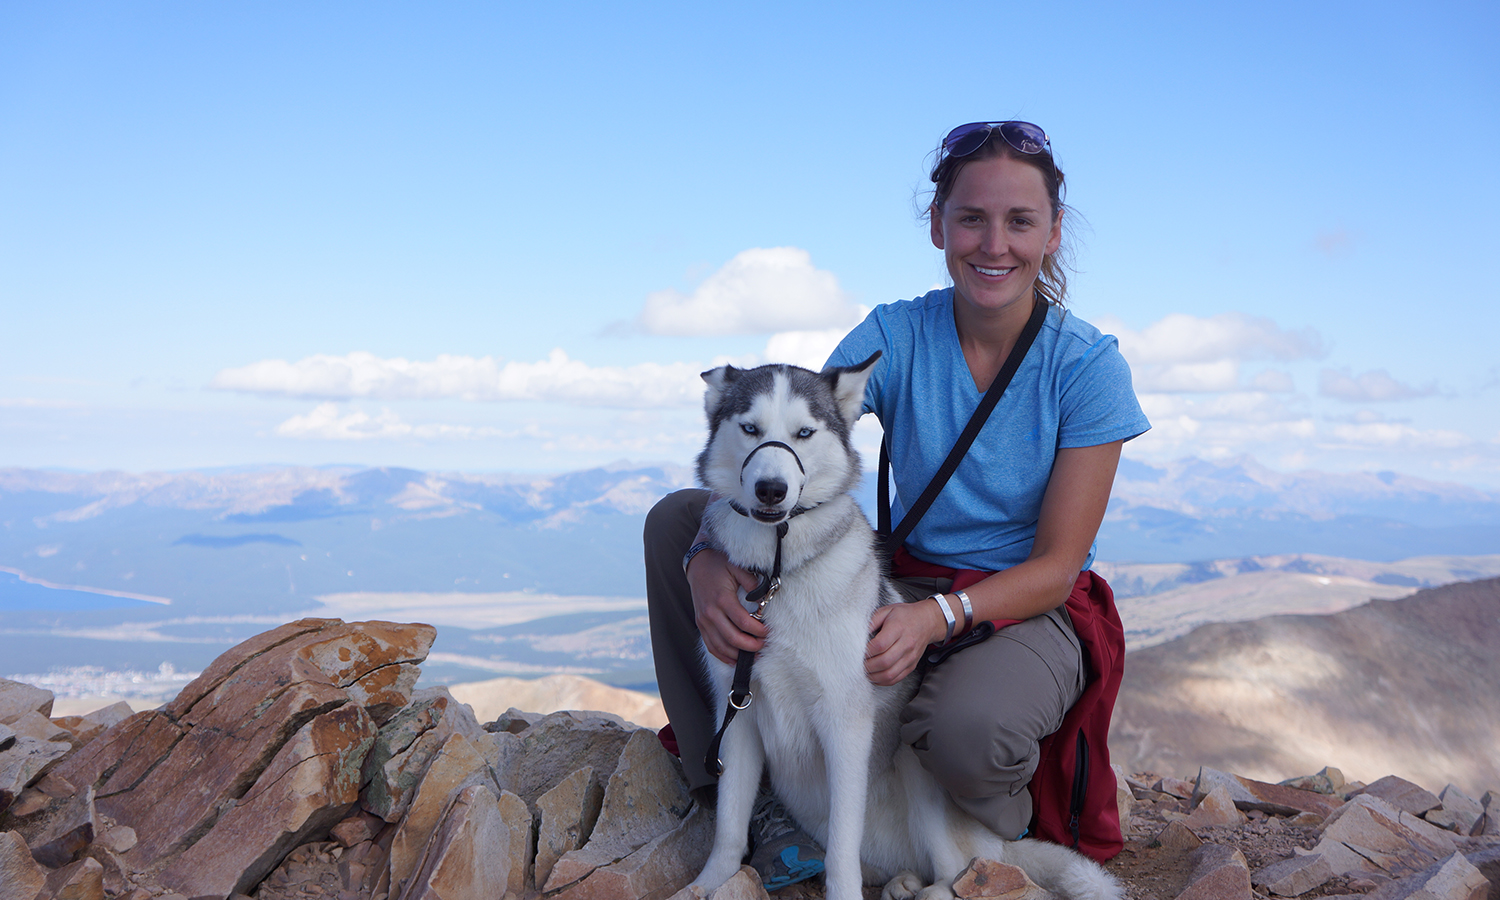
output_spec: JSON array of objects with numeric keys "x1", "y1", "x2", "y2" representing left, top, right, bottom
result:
[
  {"x1": 953, "y1": 590, "x2": 974, "y2": 634},
  {"x1": 930, "y1": 593, "x2": 956, "y2": 645}
]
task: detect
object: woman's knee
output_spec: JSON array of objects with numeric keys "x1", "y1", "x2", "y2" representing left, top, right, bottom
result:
[{"x1": 644, "y1": 488, "x2": 707, "y2": 549}]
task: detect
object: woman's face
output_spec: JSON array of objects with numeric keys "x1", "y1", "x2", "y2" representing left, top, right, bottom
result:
[{"x1": 931, "y1": 154, "x2": 1062, "y2": 322}]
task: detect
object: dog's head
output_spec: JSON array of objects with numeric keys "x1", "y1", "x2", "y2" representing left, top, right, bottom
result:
[{"x1": 695, "y1": 352, "x2": 880, "y2": 524}]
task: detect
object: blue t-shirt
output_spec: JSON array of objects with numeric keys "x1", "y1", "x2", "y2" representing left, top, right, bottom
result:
[{"x1": 825, "y1": 289, "x2": 1150, "y2": 572}]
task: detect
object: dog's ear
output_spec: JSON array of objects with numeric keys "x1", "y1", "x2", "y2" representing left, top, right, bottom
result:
[
  {"x1": 822, "y1": 351, "x2": 880, "y2": 426},
  {"x1": 700, "y1": 365, "x2": 743, "y2": 418}
]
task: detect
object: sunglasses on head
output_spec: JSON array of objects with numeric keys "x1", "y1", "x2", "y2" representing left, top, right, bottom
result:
[{"x1": 934, "y1": 121, "x2": 1051, "y2": 180}]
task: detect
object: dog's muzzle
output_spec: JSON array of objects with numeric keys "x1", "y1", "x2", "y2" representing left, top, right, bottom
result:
[{"x1": 739, "y1": 441, "x2": 805, "y2": 522}]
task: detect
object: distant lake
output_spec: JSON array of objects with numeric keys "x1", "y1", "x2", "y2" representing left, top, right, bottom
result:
[{"x1": 0, "y1": 571, "x2": 164, "y2": 612}]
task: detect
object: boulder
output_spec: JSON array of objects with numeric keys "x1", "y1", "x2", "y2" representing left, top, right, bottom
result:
[
  {"x1": 49, "y1": 703, "x2": 133, "y2": 749},
  {"x1": 7, "y1": 711, "x2": 72, "y2": 745},
  {"x1": 66, "y1": 619, "x2": 432, "y2": 882},
  {"x1": 155, "y1": 702, "x2": 379, "y2": 897},
  {"x1": 1351, "y1": 775, "x2": 1442, "y2": 815},
  {"x1": 1425, "y1": 785, "x2": 1484, "y2": 835},
  {"x1": 36, "y1": 856, "x2": 105, "y2": 900},
  {"x1": 7, "y1": 785, "x2": 97, "y2": 868},
  {"x1": 664, "y1": 865, "x2": 766, "y2": 900},
  {"x1": 544, "y1": 728, "x2": 692, "y2": 891},
  {"x1": 0, "y1": 678, "x2": 54, "y2": 723},
  {"x1": 1194, "y1": 766, "x2": 1341, "y2": 817},
  {"x1": 1112, "y1": 765, "x2": 1136, "y2": 836},
  {"x1": 493, "y1": 710, "x2": 638, "y2": 810},
  {"x1": 1364, "y1": 851, "x2": 1491, "y2": 900},
  {"x1": 1313, "y1": 792, "x2": 1459, "y2": 878},
  {"x1": 1252, "y1": 853, "x2": 1333, "y2": 897},
  {"x1": 952, "y1": 857, "x2": 1057, "y2": 899},
  {"x1": 535, "y1": 765, "x2": 605, "y2": 889},
  {"x1": 1174, "y1": 843, "x2": 1252, "y2": 900},
  {"x1": 361, "y1": 691, "x2": 455, "y2": 822},
  {"x1": 387, "y1": 733, "x2": 503, "y2": 898},
  {"x1": 0, "y1": 734, "x2": 73, "y2": 815},
  {"x1": 549, "y1": 801, "x2": 713, "y2": 900},
  {"x1": 1154, "y1": 820, "x2": 1202, "y2": 850},
  {"x1": 1182, "y1": 784, "x2": 1247, "y2": 828},
  {"x1": 0, "y1": 830, "x2": 47, "y2": 900},
  {"x1": 396, "y1": 783, "x2": 531, "y2": 900},
  {"x1": 1280, "y1": 767, "x2": 1346, "y2": 796}
]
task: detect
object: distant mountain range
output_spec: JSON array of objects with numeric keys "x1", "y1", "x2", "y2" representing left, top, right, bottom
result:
[{"x1": 2, "y1": 457, "x2": 1498, "y2": 692}]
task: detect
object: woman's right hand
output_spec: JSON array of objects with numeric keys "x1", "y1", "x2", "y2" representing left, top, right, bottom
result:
[{"x1": 687, "y1": 548, "x2": 767, "y2": 665}]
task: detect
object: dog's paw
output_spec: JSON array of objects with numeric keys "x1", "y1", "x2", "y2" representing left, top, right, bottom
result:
[
  {"x1": 880, "y1": 871, "x2": 925, "y2": 900},
  {"x1": 915, "y1": 887, "x2": 956, "y2": 900}
]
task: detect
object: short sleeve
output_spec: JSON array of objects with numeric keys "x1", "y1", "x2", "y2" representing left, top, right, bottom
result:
[{"x1": 1056, "y1": 334, "x2": 1151, "y2": 448}]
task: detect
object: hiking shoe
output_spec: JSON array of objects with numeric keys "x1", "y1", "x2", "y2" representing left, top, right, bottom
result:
[{"x1": 747, "y1": 790, "x2": 824, "y2": 890}]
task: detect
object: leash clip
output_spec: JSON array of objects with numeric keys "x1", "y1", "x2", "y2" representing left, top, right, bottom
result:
[{"x1": 729, "y1": 690, "x2": 753, "y2": 710}]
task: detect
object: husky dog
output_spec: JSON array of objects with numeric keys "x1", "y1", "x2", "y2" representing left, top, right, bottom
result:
[{"x1": 687, "y1": 355, "x2": 1120, "y2": 900}]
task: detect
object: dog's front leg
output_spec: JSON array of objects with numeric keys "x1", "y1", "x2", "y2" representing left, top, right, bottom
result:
[
  {"x1": 690, "y1": 718, "x2": 765, "y2": 893},
  {"x1": 820, "y1": 702, "x2": 876, "y2": 900}
]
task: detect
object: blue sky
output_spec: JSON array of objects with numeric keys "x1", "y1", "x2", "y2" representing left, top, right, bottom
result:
[{"x1": 3, "y1": 1, "x2": 1498, "y2": 486}]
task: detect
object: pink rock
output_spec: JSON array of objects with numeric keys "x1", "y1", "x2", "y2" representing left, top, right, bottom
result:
[
  {"x1": 37, "y1": 856, "x2": 105, "y2": 900},
  {"x1": 549, "y1": 802, "x2": 713, "y2": 900},
  {"x1": 0, "y1": 830, "x2": 48, "y2": 900},
  {"x1": 397, "y1": 784, "x2": 531, "y2": 900},
  {"x1": 1354, "y1": 776, "x2": 1442, "y2": 817},
  {"x1": 952, "y1": 858, "x2": 1057, "y2": 899},
  {"x1": 156, "y1": 702, "x2": 380, "y2": 898},
  {"x1": 1183, "y1": 784, "x2": 1247, "y2": 828},
  {"x1": 1174, "y1": 843, "x2": 1252, "y2": 900},
  {"x1": 1155, "y1": 820, "x2": 1202, "y2": 850},
  {"x1": 1364, "y1": 851, "x2": 1490, "y2": 900}
]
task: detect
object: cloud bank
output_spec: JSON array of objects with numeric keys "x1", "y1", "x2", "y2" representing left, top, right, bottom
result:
[
  {"x1": 1097, "y1": 312, "x2": 1324, "y2": 394},
  {"x1": 212, "y1": 350, "x2": 703, "y2": 409},
  {"x1": 636, "y1": 247, "x2": 861, "y2": 336},
  {"x1": 1319, "y1": 367, "x2": 1438, "y2": 402}
]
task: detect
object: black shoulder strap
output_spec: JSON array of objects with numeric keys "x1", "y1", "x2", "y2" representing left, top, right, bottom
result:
[{"x1": 878, "y1": 298, "x2": 1048, "y2": 553}]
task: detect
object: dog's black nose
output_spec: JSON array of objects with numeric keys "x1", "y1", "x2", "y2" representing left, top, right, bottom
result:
[{"x1": 755, "y1": 479, "x2": 787, "y2": 506}]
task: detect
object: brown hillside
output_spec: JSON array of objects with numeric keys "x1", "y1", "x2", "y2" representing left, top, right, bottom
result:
[{"x1": 1111, "y1": 576, "x2": 1500, "y2": 795}]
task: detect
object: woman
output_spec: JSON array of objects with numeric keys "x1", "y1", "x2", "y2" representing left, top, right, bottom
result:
[{"x1": 645, "y1": 120, "x2": 1149, "y2": 886}]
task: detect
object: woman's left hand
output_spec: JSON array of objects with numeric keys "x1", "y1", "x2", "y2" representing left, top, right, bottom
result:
[{"x1": 865, "y1": 599, "x2": 946, "y2": 685}]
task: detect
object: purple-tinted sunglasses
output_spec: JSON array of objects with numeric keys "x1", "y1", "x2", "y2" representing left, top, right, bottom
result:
[{"x1": 933, "y1": 121, "x2": 1051, "y2": 180}]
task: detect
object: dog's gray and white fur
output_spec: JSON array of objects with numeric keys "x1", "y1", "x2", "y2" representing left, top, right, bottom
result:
[{"x1": 687, "y1": 355, "x2": 1120, "y2": 900}]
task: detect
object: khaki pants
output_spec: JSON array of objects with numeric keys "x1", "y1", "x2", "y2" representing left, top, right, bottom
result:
[{"x1": 643, "y1": 489, "x2": 1085, "y2": 839}]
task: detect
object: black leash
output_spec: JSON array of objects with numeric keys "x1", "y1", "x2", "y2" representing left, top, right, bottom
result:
[{"x1": 704, "y1": 518, "x2": 788, "y2": 777}]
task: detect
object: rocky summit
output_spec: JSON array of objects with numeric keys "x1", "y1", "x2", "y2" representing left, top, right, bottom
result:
[{"x1": 3, "y1": 619, "x2": 1499, "y2": 900}]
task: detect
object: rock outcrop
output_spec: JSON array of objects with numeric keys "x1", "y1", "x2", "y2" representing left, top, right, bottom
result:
[
  {"x1": 1, "y1": 619, "x2": 707, "y2": 900},
  {"x1": 3, "y1": 618, "x2": 1497, "y2": 900}
]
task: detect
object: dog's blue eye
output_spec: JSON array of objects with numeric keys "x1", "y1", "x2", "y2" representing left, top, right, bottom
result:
[
  {"x1": 797, "y1": 427, "x2": 815, "y2": 439},
  {"x1": 741, "y1": 423, "x2": 758, "y2": 436}
]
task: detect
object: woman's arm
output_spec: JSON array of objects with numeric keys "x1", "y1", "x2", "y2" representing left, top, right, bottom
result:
[{"x1": 864, "y1": 439, "x2": 1123, "y2": 685}]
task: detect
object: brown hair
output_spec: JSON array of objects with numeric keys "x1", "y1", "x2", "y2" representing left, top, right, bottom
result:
[{"x1": 926, "y1": 131, "x2": 1074, "y2": 308}]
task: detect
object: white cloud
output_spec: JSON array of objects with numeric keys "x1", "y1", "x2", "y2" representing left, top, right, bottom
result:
[
  {"x1": 1097, "y1": 312, "x2": 1324, "y2": 365},
  {"x1": 1094, "y1": 312, "x2": 1323, "y2": 395},
  {"x1": 1248, "y1": 369, "x2": 1295, "y2": 392},
  {"x1": 636, "y1": 247, "x2": 860, "y2": 336},
  {"x1": 1132, "y1": 360, "x2": 1240, "y2": 393},
  {"x1": 1319, "y1": 367, "x2": 1438, "y2": 402},
  {"x1": 274, "y1": 404, "x2": 522, "y2": 441},
  {"x1": 1322, "y1": 421, "x2": 1473, "y2": 450},
  {"x1": 761, "y1": 324, "x2": 860, "y2": 370},
  {"x1": 213, "y1": 349, "x2": 703, "y2": 409}
]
